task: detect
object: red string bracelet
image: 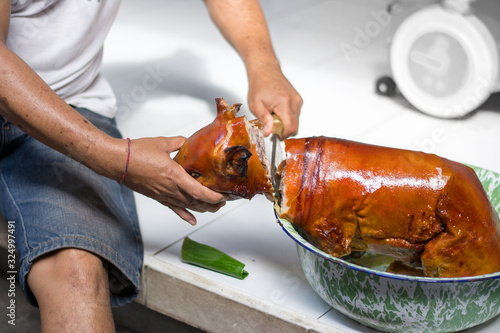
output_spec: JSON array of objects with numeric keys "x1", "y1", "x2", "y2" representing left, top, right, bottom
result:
[{"x1": 118, "y1": 138, "x2": 131, "y2": 184}]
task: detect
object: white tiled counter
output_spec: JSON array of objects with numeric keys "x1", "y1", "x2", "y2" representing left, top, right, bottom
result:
[{"x1": 105, "y1": 1, "x2": 500, "y2": 332}]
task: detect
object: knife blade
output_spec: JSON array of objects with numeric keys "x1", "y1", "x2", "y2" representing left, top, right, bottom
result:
[{"x1": 270, "y1": 114, "x2": 284, "y2": 204}]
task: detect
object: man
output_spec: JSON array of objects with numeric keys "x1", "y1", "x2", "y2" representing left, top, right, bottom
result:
[{"x1": 0, "y1": 0, "x2": 302, "y2": 331}]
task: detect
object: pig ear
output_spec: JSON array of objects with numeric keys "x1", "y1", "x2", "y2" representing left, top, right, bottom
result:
[
  {"x1": 216, "y1": 98, "x2": 229, "y2": 114},
  {"x1": 223, "y1": 146, "x2": 252, "y2": 177},
  {"x1": 215, "y1": 98, "x2": 241, "y2": 118}
]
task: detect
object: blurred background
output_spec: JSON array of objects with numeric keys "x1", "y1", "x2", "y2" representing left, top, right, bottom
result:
[{"x1": 3, "y1": 0, "x2": 500, "y2": 332}]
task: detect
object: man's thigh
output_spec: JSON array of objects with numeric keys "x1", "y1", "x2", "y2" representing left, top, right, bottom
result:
[{"x1": 0, "y1": 107, "x2": 143, "y2": 307}]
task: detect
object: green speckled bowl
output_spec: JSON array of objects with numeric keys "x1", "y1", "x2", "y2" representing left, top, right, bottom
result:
[{"x1": 277, "y1": 165, "x2": 500, "y2": 333}]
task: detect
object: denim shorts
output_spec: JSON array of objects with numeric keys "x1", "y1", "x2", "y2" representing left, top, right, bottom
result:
[{"x1": 0, "y1": 107, "x2": 143, "y2": 307}]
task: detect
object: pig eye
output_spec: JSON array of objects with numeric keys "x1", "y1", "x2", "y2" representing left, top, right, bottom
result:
[{"x1": 190, "y1": 171, "x2": 201, "y2": 179}]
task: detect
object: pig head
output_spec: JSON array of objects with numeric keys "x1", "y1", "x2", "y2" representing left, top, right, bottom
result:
[{"x1": 174, "y1": 98, "x2": 274, "y2": 200}]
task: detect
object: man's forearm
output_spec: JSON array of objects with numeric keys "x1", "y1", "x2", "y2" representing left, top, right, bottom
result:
[
  {"x1": 204, "y1": 0, "x2": 302, "y2": 138},
  {"x1": 0, "y1": 44, "x2": 126, "y2": 180},
  {"x1": 204, "y1": 0, "x2": 280, "y2": 73}
]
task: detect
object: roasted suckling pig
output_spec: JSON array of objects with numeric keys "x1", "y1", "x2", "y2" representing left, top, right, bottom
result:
[
  {"x1": 174, "y1": 98, "x2": 274, "y2": 200},
  {"x1": 175, "y1": 98, "x2": 500, "y2": 278}
]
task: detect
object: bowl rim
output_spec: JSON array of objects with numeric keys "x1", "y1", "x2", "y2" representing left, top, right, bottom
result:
[{"x1": 277, "y1": 215, "x2": 500, "y2": 283}]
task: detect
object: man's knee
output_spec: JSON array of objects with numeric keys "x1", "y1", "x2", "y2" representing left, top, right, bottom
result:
[{"x1": 28, "y1": 248, "x2": 109, "y2": 303}]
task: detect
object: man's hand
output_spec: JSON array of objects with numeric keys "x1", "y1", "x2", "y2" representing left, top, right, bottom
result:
[
  {"x1": 247, "y1": 63, "x2": 302, "y2": 139},
  {"x1": 123, "y1": 136, "x2": 227, "y2": 225}
]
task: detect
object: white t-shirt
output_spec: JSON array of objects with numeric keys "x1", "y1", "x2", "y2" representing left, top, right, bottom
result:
[{"x1": 6, "y1": 0, "x2": 121, "y2": 118}]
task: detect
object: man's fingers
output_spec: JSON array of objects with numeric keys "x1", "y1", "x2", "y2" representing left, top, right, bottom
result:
[
  {"x1": 276, "y1": 110, "x2": 298, "y2": 138},
  {"x1": 168, "y1": 165, "x2": 228, "y2": 209},
  {"x1": 249, "y1": 96, "x2": 301, "y2": 139},
  {"x1": 175, "y1": 168, "x2": 227, "y2": 205},
  {"x1": 164, "y1": 136, "x2": 187, "y2": 153},
  {"x1": 167, "y1": 200, "x2": 225, "y2": 226},
  {"x1": 273, "y1": 96, "x2": 302, "y2": 138},
  {"x1": 169, "y1": 205, "x2": 197, "y2": 225},
  {"x1": 181, "y1": 193, "x2": 227, "y2": 213},
  {"x1": 250, "y1": 101, "x2": 274, "y2": 137}
]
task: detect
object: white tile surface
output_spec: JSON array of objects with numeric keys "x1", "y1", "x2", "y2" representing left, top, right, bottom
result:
[
  {"x1": 102, "y1": 0, "x2": 500, "y2": 332},
  {"x1": 319, "y1": 308, "x2": 382, "y2": 333},
  {"x1": 135, "y1": 193, "x2": 246, "y2": 256},
  {"x1": 154, "y1": 195, "x2": 331, "y2": 318}
]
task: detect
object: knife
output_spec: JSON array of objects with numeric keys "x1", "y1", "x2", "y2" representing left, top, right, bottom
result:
[{"x1": 270, "y1": 113, "x2": 284, "y2": 204}]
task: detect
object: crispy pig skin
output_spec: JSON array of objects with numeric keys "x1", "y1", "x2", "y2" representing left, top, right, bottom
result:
[
  {"x1": 174, "y1": 98, "x2": 274, "y2": 200},
  {"x1": 278, "y1": 136, "x2": 500, "y2": 277}
]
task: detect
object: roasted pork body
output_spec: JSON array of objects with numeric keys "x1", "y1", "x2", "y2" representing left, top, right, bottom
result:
[
  {"x1": 278, "y1": 137, "x2": 500, "y2": 277},
  {"x1": 175, "y1": 99, "x2": 500, "y2": 278}
]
